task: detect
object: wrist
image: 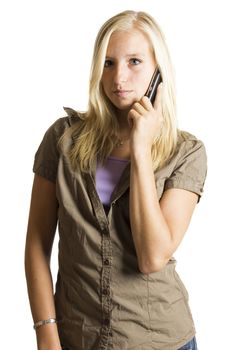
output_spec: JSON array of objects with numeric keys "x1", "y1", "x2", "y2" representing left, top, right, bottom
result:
[
  {"x1": 38, "y1": 345, "x2": 61, "y2": 350},
  {"x1": 131, "y1": 145, "x2": 152, "y2": 163},
  {"x1": 130, "y1": 136, "x2": 152, "y2": 156},
  {"x1": 36, "y1": 323, "x2": 61, "y2": 349},
  {"x1": 34, "y1": 318, "x2": 57, "y2": 330}
]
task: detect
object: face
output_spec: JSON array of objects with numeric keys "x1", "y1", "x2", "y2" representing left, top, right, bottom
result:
[{"x1": 101, "y1": 28, "x2": 156, "y2": 111}]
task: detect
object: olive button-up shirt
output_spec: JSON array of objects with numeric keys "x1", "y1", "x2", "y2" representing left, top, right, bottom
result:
[{"x1": 33, "y1": 108, "x2": 207, "y2": 350}]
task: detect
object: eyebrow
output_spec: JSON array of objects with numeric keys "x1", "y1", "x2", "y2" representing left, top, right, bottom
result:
[
  {"x1": 105, "y1": 53, "x2": 146, "y2": 59},
  {"x1": 125, "y1": 53, "x2": 146, "y2": 57}
]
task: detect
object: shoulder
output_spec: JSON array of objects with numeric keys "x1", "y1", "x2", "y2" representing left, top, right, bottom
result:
[
  {"x1": 177, "y1": 129, "x2": 204, "y2": 146},
  {"x1": 35, "y1": 107, "x2": 84, "y2": 157},
  {"x1": 176, "y1": 130, "x2": 207, "y2": 159},
  {"x1": 162, "y1": 130, "x2": 208, "y2": 201},
  {"x1": 33, "y1": 108, "x2": 83, "y2": 182},
  {"x1": 171, "y1": 130, "x2": 208, "y2": 186},
  {"x1": 49, "y1": 107, "x2": 83, "y2": 135},
  {"x1": 41, "y1": 107, "x2": 83, "y2": 146}
]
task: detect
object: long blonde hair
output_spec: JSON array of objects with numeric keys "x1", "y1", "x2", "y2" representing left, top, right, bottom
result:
[{"x1": 61, "y1": 10, "x2": 178, "y2": 172}]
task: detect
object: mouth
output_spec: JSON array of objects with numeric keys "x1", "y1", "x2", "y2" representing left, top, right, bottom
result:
[{"x1": 113, "y1": 90, "x2": 133, "y2": 98}]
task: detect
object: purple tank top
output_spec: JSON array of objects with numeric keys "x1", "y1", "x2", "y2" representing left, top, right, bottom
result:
[{"x1": 96, "y1": 156, "x2": 129, "y2": 206}]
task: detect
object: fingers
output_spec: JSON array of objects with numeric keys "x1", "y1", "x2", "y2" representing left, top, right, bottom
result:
[
  {"x1": 140, "y1": 82, "x2": 163, "y2": 110},
  {"x1": 140, "y1": 96, "x2": 152, "y2": 111},
  {"x1": 131, "y1": 101, "x2": 146, "y2": 115},
  {"x1": 128, "y1": 107, "x2": 141, "y2": 124},
  {"x1": 128, "y1": 82, "x2": 163, "y2": 127},
  {"x1": 128, "y1": 100, "x2": 149, "y2": 124}
]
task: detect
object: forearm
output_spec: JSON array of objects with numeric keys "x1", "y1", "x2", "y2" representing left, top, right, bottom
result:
[
  {"x1": 130, "y1": 150, "x2": 172, "y2": 273},
  {"x1": 25, "y1": 237, "x2": 61, "y2": 349}
]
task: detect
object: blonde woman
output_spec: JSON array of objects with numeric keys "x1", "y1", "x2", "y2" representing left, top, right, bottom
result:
[{"x1": 25, "y1": 10, "x2": 207, "y2": 350}]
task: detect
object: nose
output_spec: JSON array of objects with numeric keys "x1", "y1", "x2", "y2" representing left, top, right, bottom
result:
[{"x1": 113, "y1": 63, "x2": 128, "y2": 85}]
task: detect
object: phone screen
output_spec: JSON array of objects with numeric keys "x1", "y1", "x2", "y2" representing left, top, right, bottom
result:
[{"x1": 145, "y1": 68, "x2": 162, "y2": 104}]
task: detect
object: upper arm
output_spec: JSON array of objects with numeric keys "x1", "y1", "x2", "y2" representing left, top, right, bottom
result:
[
  {"x1": 159, "y1": 136, "x2": 207, "y2": 256},
  {"x1": 26, "y1": 174, "x2": 58, "y2": 258},
  {"x1": 159, "y1": 188, "x2": 198, "y2": 255}
]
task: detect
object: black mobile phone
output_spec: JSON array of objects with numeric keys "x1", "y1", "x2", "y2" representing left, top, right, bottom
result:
[{"x1": 145, "y1": 68, "x2": 162, "y2": 104}]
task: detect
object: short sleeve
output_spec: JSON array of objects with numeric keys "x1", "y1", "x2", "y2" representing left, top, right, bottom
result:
[
  {"x1": 164, "y1": 137, "x2": 207, "y2": 202},
  {"x1": 33, "y1": 117, "x2": 69, "y2": 182}
]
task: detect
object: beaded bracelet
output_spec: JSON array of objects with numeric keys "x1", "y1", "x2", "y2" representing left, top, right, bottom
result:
[{"x1": 33, "y1": 318, "x2": 57, "y2": 330}]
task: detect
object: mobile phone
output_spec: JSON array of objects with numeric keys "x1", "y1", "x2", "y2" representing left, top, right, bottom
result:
[{"x1": 145, "y1": 68, "x2": 162, "y2": 104}]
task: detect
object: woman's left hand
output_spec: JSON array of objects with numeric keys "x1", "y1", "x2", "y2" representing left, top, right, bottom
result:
[{"x1": 128, "y1": 83, "x2": 164, "y2": 153}]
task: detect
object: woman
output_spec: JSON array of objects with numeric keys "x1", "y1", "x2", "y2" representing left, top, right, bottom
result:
[{"x1": 25, "y1": 10, "x2": 207, "y2": 350}]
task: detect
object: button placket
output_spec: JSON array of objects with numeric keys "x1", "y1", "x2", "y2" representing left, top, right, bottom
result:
[
  {"x1": 98, "y1": 232, "x2": 112, "y2": 349},
  {"x1": 83, "y1": 173, "x2": 113, "y2": 349},
  {"x1": 101, "y1": 235, "x2": 112, "y2": 315}
]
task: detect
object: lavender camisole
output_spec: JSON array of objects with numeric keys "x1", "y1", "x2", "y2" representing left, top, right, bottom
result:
[{"x1": 96, "y1": 156, "x2": 129, "y2": 208}]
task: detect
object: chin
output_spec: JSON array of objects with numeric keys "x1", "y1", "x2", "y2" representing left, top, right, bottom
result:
[
  {"x1": 113, "y1": 97, "x2": 139, "y2": 110},
  {"x1": 114, "y1": 102, "x2": 132, "y2": 111}
]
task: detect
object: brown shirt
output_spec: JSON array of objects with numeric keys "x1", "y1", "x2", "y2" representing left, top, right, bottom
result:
[{"x1": 33, "y1": 108, "x2": 207, "y2": 350}]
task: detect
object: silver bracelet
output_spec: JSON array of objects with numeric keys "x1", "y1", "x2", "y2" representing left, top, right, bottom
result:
[{"x1": 33, "y1": 318, "x2": 57, "y2": 330}]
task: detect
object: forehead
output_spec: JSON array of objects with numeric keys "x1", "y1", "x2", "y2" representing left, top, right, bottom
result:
[{"x1": 106, "y1": 28, "x2": 154, "y2": 57}]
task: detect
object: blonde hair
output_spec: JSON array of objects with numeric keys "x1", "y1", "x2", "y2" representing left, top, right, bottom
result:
[{"x1": 61, "y1": 10, "x2": 178, "y2": 172}]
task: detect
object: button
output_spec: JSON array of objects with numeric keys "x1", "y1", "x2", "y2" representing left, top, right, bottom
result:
[
  {"x1": 104, "y1": 259, "x2": 110, "y2": 265},
  {"x1": 102, "y1": 288, "x2": 108, "y2": 295},
  {"x1": 102, "y1": 227, "x2": 109, "y2": 235},
  {"x1": 103, "y1": 318, "x2": 110, "y2": 326},
  {"x1": 100, "y1": 225, "x2": 109, "y2": 235}
]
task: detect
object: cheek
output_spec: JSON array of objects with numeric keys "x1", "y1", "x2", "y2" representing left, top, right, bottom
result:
[
  {"x1": 101, "y1": 75, "x2": 110, "y2": 94},
  {"x1": 134, "y1": 76, "x2": 151, "y2": 96},
  {"x1": 141, "y1": 73, "x2": 155, "y2": 93}
]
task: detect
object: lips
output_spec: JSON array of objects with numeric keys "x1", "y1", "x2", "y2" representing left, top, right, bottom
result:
[{"x1": 113, "y1": 90, "x2": 133, "y2": 98}]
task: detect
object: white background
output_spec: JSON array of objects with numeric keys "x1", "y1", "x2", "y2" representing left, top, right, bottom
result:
[{"x1": 1, "y1": 0, "x2": 232, "y2": 349}]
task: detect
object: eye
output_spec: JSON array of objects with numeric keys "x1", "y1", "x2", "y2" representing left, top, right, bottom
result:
[
  {"x1": 104, "y1": 59, "x2": 114, "y2": 67},
  {"x1": 129, "y1": 58, "x2": 142, "y2": 65}
]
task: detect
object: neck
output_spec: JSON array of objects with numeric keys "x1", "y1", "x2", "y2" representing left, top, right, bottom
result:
[{"x1": 116, "y1": 109, "x2": 131, "y2": 134}]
